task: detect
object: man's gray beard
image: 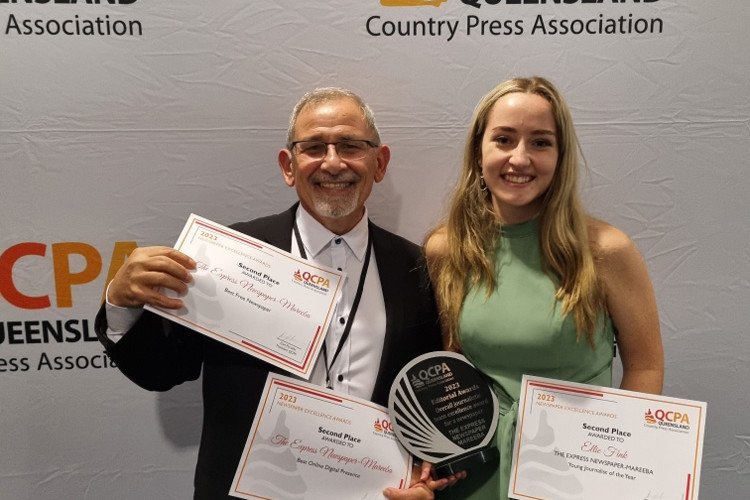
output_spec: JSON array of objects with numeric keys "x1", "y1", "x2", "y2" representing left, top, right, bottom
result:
[{"x1": 312, "y1": 192, "x2": 359, "y2": 220}]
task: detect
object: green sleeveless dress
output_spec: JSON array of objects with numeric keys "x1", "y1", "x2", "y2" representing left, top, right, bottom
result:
[{"x1": 438, "y1": 219, "x2": 614, "y2": 500}]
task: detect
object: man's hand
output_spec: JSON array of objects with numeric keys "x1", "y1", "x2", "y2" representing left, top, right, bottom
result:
[
  {"x1": 383, "y1": 481, "x2": 434, "y2": 500},
  {"x1": 107, "y1": 246, "x2": 196, "y2": 309},
  {"x1": 383, "y1": 461, "x2": 466, "y2": 499}
]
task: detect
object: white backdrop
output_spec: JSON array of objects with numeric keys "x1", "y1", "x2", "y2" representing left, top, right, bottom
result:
[{"x1": 2, "y1": 1, "x2": 749, "y2": 499}]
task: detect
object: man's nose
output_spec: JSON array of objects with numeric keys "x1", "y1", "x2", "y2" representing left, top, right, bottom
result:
[{"x1": 321, "y1": 143, "x2": 346, "y2": 172}]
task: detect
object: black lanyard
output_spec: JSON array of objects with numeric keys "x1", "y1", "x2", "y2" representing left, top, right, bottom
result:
[{"x1": 293, "y1": 219, "x2": 372, "y2": 389}]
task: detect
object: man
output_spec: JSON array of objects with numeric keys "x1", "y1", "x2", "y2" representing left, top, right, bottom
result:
[{"x1": 95, "y1": 88, "x2": 454, "y2": 499}]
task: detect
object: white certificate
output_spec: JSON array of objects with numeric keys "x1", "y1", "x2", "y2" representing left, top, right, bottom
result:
[
  {"x1": 230, "y1": 374, "x2": 412, "y2": 499},
  {"x1": 144, "y1": 214, "x2": 345, "y2": 378},
  {"x1": 510, "y1": 375, "x2": 707, "y2": 500}
]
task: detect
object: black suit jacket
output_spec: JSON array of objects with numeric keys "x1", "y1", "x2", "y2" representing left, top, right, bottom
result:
[{"x1": 95, "y1": 205, "x2": 442, "y2": 499}]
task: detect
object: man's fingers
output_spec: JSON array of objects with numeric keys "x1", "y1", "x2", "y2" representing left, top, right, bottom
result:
[
  {"x1": 420, "y1": 461, "x2": 432, "y2": 482},
  {"x1": 383, "y1": 481, "x2": 433, "y2": 500},
  {"x1": 427, "y1": 470, "x2": 467, "y2": 491},
  {"x1": 141, "y1": 287, "x2": 186, "y2": 310},
  {"x1": 107, "y1": 246, "x2": 196, "y2": 307}
]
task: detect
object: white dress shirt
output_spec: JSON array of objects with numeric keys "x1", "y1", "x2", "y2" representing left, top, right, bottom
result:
[{"x1": 105, "y1": 205, "x2": 386, "y2": 401}]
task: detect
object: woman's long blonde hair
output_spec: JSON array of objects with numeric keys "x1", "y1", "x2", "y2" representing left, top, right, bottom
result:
[{"x1": 433, "y1": 76, "x2": 602, "y2": 351}]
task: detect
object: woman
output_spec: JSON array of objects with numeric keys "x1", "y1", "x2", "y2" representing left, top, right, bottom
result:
[{"x1": 426, "y1": 77, "x2": 664, "y2": 499}]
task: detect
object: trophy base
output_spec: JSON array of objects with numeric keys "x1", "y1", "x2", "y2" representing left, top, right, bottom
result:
[{"x1": 432, "y1": 447, "x2": 499, "y2": 479}]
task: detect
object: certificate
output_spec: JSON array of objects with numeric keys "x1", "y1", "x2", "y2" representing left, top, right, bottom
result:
[
  {"x1": 510, "y1": 375, "x2": 707, "y2": 500},
  {"x1": 144, "y1": 214, "x2": 344, "y2": 378},
  {"x1": 230, "y1": 374, "x2": 412, "y2": 499}
]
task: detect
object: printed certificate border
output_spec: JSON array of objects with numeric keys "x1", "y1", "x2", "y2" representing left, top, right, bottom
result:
[
  {"x1": 511, "y1": 375, "x2": 707, "y2": 500},
  {"x1": 147, "y1": 214, "x2": 345, "y2": 377}
]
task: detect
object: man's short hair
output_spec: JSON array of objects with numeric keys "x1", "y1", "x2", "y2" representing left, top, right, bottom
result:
[{"x1": 286, "y1": 87, "x2": 381, "y2": 149}]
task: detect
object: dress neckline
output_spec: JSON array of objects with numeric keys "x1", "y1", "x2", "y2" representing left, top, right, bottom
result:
[{"x1": 500, "y1": 218, "x2": 538, "y2": 238}]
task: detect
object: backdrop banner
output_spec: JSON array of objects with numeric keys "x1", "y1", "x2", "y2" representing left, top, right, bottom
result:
[{"x1": 2, "y1": 1, "x2": 748, "y2": 498}]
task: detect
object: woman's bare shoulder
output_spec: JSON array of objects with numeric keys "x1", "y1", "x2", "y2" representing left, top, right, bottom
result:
[
  {"x1": 587, "y1": 217, "x2": 648, "y2": 288},
  {"x1": 424, "y1": 225, "x2": 450, "y2": 261},
  {"x1": 587, "y1": 217, "x2": 635, "y2": 259}
]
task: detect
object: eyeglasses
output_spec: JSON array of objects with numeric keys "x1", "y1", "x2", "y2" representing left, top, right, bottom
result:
[{"x1": 289, "y1": 139, "x2": 379, "y2": 161}]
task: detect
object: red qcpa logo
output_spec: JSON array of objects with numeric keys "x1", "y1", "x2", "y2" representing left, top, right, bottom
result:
[
  {"x1": 645, "y1": 408, "x2": 690, "y2": 425},
  {"x1": 374, "y1": 418, "x2": 394, "y2": 433},
  {"x1": 293, "y1": 269, "x2": 331, "y2": 289}
]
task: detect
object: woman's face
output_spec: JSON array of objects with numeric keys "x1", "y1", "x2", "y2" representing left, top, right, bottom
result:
[{"x1": 479, "y1": 92, "x2": 559, "y2": 224}]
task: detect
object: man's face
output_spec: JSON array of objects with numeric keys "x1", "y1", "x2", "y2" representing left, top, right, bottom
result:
[{"x1": 279, "y1": 97, "x2": 389, "y2": 234}]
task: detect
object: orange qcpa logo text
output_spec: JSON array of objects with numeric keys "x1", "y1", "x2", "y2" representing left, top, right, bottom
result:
[
  {"x1": 293, "y1": 270, "x2": 331, "y2": 289},
  {"x1": 1, "y1": 241, "x2": 136, "y2": 309},
  {"x1": 645, "y1": 408, "x2": 690, "y2": 425},
  {"x1": 374, "y1": 418, "x2": 394, "y2": 433}
]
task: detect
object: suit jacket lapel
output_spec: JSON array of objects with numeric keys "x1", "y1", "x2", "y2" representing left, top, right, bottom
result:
[
  {"x1": 257, "y1": 203, "x2": 297, "y2": 251},
  {"x1": 369, "y1": 223, "x2": 407, "y2": 403}
]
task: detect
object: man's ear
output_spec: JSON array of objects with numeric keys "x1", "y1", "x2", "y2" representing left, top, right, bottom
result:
[
  {"x1": 374, "y1": 144, "x2": 390, "y2": 183},
  {"x1": 278, "y1": 149, "x2": 295, "y2": 187}
]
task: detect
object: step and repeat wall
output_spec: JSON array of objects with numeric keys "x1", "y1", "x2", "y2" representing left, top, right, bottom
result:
[{"x1": 2, "y1": 1, "x2": 748, "y2": 498}]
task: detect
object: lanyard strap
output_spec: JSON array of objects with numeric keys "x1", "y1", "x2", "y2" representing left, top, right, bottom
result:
[{"x1": 293, "y1": 219, "x2": 372, "y2": 388}]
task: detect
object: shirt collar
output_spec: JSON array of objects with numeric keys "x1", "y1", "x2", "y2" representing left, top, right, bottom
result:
[{"x1": 295, "y1": 205, "x2": 370, "y2": 261}]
